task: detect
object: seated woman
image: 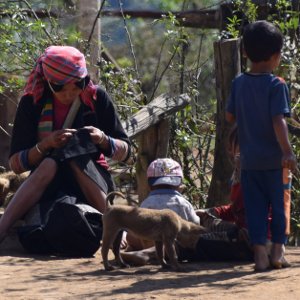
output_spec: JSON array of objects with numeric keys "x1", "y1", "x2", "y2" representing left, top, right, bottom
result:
[{"x1": 0, "y1": 46, "x2": 131, "y2": 243}]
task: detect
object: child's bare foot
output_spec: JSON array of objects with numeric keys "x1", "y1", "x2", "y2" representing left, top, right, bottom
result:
[
  {"x1": 120, "y1": 246, "x2": 157, "y2": 266},
  {"x1": 120, "y1": 251, "x2": 149, "y2": 266},
  {"x1": 253, "y1": 244, "x2": 270, "y2": 272}
]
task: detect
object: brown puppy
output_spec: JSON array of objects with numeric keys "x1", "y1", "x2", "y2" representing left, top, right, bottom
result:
[
  {"x1": 0, "y1": 171, "x2": 29, "y2": 206},
  {"x1": 101, "y1": 191, "x2": 207, "y2": 272}
]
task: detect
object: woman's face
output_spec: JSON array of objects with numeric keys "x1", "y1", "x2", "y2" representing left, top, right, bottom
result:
[{"x1": 52, "y1": 83, "x2": 82, "y2": 105}]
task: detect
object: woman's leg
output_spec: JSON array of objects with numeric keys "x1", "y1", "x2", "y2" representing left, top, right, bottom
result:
[
  {"x1": 69, "y1": 161, "x2": 106, "y2": 213},
  {"x1": 0, "y1": 158, "x2": 58, "y2": 242}
]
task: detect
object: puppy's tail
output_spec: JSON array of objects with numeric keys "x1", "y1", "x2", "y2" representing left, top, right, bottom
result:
[{"x1": 106, "y1": 191, "x2": 126, "y2": 208}]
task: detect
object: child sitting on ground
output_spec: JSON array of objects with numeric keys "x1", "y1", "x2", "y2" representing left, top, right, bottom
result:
[
  {"x1": 122, "y1": 158, "x2": 252, "y2": 265},
  {"x1": 125, "y1": 158, "x2": 201, "y2": 251}
]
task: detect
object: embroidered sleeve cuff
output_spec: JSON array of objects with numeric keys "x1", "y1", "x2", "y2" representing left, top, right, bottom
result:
[{"x1": 108, "y1": 137, "x2": 129, "y2": 162}]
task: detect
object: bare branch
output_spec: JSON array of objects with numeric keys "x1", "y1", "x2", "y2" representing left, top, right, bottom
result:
[
  {"x1": 85, "y1": 0, "x2": 107, "y2": 52},
  {"x1": 149, "y1": 43, "x2": 180, "y2": 101},
  {"x1": 151, "y1": 38, "x2": 167, "y2": 100},
  {"x1": 19, "y1": 0, "x2": 55, "y2": 43},
  {"x1": 118, "y1": 0, "x2": 140, "y2": 81}
]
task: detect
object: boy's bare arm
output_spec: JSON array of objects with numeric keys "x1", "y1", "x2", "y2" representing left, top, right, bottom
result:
[{"x1": 272, "y1": 115, "x2": 297, "y2": 171}]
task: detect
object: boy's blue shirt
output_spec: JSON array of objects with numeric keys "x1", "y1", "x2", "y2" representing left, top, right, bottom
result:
[{"x1": 227, "y1": 73, "x2": 290, "y2": 170}]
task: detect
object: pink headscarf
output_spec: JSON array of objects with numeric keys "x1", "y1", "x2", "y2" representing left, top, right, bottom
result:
[{"x1": 24, "y1": 46, "x2": 97, "y2": 108}]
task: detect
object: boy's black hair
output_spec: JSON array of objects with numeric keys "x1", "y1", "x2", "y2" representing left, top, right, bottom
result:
[{"x1": 242, "y1": 21, "x2": 283, "y2": 63}]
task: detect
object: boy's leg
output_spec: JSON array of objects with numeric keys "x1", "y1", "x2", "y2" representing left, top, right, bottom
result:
[
  {"x1": 253, "y1": 244, "x2": 269, "y2": 271},
  {"x1": 241, "y1": 170, "x2": 270, "y2": 244},
  {"x1": 241, "y1": 170, "x2": 270, "y2": 270}
]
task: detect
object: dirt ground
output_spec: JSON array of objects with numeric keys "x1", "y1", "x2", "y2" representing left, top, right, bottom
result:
[{"x1": 0, "y1": 241, "x2": 300, "y2": 300}]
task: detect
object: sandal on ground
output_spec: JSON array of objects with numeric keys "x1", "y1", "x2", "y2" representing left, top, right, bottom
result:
[
  {"x1": 270, "y1": 256, "x2": 291, "y2": 269},
  {"x1": 270, "y1": 243, "x2": 291, "y2": 269}
]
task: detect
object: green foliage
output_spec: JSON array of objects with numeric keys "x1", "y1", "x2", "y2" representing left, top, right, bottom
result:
[
  {"x1": 98, "y1": 57, "x2": 143, "y2": 119},
  {"x1": 222, "y1": 0, "x2": 257, "y2": 39},
  {"x1": 0, "y1": 2, "x2": 64, "y2": 91},
  {"x1": 101, "y1": 6, "x2": 217, "y2": 206},
  {"x1": 226, "y1": 15, "x2": 241, "y2": 38}
]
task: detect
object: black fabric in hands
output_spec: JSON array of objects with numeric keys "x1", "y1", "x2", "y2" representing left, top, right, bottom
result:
[{"x1": 50, "y1": 128, "x2": 98, "y2": 162}]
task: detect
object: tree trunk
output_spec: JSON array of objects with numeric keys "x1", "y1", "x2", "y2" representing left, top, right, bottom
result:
[
  {"x1": 75, "y1": 0, "x2": 101, "y2": 80},
  {"x1": 136, "y1": 119, "x2": 170, "y2": 203},
  {"x1": 206, "y1": 39, "x2": 241, "y2": 208}
]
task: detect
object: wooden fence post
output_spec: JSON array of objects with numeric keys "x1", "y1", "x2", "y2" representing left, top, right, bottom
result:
[
  {"x1": 206, "y1": 38, "x2": 241, "y2": 207},
  {"x1": 135, "y1": 119, "x2": 170, "y2": 202}
]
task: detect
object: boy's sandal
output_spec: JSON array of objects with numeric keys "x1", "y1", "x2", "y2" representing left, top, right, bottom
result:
[
  {"x1": 281, "y1": 257, "x2": 292, "y2": 268},
  {"x1": 270, "y1": 261, "x2": 282, "y2": 269},
  {"x1": 270, "y1": 257, "x2": 291, "y2": 269}
]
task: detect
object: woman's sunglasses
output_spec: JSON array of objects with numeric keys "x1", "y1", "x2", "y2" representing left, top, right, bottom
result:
[{"x1": 48, "y1": 76, "x2": 90, "y2": 93}]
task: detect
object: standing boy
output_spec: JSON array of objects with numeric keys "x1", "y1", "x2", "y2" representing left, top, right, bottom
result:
[{"x1": 226, "y1": 21, "x2": 297, "y2": 271}]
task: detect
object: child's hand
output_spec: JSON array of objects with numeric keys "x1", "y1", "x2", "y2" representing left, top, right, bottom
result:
[{"x1": 282, "y1": 152, "x2": 297, "y2": 172}]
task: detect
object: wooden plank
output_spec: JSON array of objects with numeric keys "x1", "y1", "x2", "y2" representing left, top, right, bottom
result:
[
  {"x1": 102, "y1": 9, "x2": 221, "y2": 29},
  {"x1": 122, "y1": 93, "x2": 191, "y2": 139}
]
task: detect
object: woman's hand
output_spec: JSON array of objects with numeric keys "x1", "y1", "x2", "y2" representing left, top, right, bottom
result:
[
  {"x1": 42, "y1": 129, "x2": 77, "y2": 150},
  {"x1": 83, "y1": 126, "x2": 106, "y2": 145}
]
